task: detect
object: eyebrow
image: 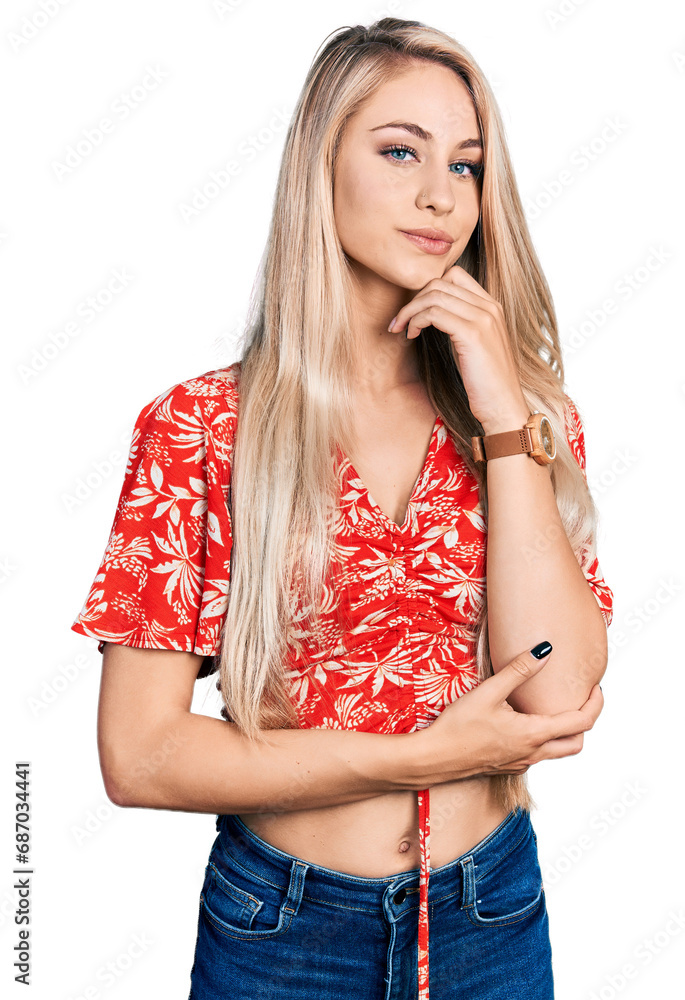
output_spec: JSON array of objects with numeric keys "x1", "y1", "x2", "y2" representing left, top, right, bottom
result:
[{"x1": 368, "y1": 121, "x2": 482, "y2": 150}]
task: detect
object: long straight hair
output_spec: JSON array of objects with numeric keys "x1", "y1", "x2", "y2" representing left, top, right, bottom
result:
[{"x1": 215, "y1": 18, "x2": 603, "y2": 814}]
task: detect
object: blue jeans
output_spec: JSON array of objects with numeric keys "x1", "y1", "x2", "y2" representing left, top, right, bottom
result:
[{"x1": 188, "y1": 804, "x2": 554, "y2": 999}]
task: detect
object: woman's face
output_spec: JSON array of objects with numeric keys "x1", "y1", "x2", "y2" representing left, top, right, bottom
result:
[{"x1": 333, "y1": 60, "x2": 483, "y2": 292}]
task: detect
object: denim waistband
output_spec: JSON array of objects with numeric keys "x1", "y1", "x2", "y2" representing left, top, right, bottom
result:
[{"x1": 213, "y1": 805, "x2": 532, "y2": 912}]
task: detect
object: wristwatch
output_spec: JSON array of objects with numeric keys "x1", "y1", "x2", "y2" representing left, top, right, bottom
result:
[{"x1": 472, "y1": 411, "x2": 556, "y2": 465}]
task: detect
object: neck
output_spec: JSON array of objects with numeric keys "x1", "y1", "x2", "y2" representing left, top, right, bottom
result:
[{"x1": 347, "y1": 267, "x2": 420, "y2": 394}]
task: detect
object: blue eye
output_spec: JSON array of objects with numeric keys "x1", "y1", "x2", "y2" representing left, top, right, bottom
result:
[
  {"x1": 385, "y1": 144, "x2": 415, "y2": 162},
  {"x1": 380, "y1": 143, "x2": 483, "y2": 180},
  {"x1": 451, "y1": 161, "x2": 482, "y2": 179}
]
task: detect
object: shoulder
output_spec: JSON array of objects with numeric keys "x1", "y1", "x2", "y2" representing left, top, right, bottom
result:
[
  {"x1": 138, "y1": 361, "x2": 241, "y2": 424},
  {"x1": 132, "y1": 362, "x2": 242, "y2": 457},
  {"x1": 123, "y1": 362, "x2": 242, "y2": 488}
]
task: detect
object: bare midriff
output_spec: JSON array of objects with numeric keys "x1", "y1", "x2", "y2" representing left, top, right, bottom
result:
[{"x1": 237, "y1": 774, "x2": 509, "y2": 877}]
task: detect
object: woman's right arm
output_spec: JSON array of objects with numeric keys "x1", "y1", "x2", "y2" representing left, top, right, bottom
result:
[
  {"x1": 100, "y1": 642, "x2": 419, "y2": 814},
  {"x1": 101, "y1": 641, "x2": 604, "y2": 814}
]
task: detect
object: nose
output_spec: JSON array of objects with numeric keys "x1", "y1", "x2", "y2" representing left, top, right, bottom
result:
[{"x1": 415, "y1": 165, "x2": 456, "y2": 215}]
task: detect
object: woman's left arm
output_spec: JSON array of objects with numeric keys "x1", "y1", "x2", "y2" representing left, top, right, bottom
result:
[
  {"x1": 484, "y1": 422, "x2": 608, "y2": 716},
  {"x1": 390, "y1": 264, "x2": 608, "y2": 716}
]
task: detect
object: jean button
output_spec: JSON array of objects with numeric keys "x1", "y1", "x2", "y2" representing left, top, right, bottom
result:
[{"x1": 393, "y1": 887, "x2": 407, "y2": 904}]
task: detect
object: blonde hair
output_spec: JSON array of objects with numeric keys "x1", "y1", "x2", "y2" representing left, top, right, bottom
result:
[{"x1": 215, "y1": 17, "x2": 603, "y2": 814}]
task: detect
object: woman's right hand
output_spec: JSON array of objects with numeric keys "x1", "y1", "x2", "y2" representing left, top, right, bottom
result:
[{"x1": 415, "y1": 644, "x2": 604, "y2": 783}]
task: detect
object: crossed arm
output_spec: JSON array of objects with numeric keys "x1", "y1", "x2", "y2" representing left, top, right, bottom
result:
[{"x1": 484, "y1": 411, "x2": 608, "y2": 717}]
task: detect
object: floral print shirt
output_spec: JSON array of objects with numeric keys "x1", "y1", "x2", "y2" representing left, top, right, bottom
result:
[{"x1": 71, "y1": 361, "x2": 614, "y2": 999}]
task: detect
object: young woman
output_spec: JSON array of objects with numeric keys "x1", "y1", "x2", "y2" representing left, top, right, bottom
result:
[{"x1": 71, "y1": 18, "x2": 613, "y2": 1000}]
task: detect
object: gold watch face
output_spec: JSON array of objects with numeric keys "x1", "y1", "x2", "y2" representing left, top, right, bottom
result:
[{"x1": 539, "y1": 416, "x2": 556, "y2": 459}]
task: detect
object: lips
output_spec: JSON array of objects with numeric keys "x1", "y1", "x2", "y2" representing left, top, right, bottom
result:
[
  {"x1": 401, "y1": 228, "x2": 454, "y2": 242},
  {"x1": 400, "y1": 228, "x2": 454, "y2": 256}
]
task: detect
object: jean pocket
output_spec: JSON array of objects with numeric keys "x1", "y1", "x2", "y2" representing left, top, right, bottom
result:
[
  {"x1": 463, "y1": 820, "x2": 544, "y2": 928},
  {"x1": 200, "y1": 843, "x2": 298, "y2": 940}
]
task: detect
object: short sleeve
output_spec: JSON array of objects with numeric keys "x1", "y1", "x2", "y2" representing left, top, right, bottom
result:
[
  {"x1": 563, "y1": 394, "x2": 614, "y2": 628},
  {"x1": 70, "y1": 367, "x2": 239, "y2": 669}
]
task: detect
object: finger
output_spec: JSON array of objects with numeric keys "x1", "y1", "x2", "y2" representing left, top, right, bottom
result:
[
  {"x1": 579, "y1": 684, "x2": 604, "y2": 723},
  {"x1": 501, "y1": 735, "x2": 584, "y2": 773},
  {"x1": 393, "y1": 290, "x2": 492, "y2": 339},
  {"x1": 388, "y1": 282, "x2": 497, "y2": 333},
  {"x1": 427, "y1": 277, "x2": 496, "y2": 312},
  {"x1": 529, "y1": 700, "x2": 600, "y2": 745},
  {"x1": 489, "y1": 765, "x2": 531, "y2": 776},
  {"x1": 443, "y1": 265, "x2": 498, "y2": 306},
  {"x1": 534, "y1": 733, "x2": 585, "y2": 762},
  {"x1": 404, "y1": 303, "x2": 483, "y2": 341},
  {"x1": 480, "y1": 645, "x2": 553, "y2": 704}
]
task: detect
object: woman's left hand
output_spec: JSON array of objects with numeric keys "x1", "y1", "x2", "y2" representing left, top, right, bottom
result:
[{"x1": 388, "y1": 266, "x2": 530, "y2": 435}]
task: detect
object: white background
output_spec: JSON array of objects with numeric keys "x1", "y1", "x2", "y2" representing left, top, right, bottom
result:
[{"x1": 2, "y1": 1, "x2": 684, "y2": 998}]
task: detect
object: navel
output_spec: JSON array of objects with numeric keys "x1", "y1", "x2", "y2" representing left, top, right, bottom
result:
[{"x1": 398, "y1": 840, "x2": 411, "y2": 853}]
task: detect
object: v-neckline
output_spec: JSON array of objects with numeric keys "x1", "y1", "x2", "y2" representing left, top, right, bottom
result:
[{"x1": 341, "y1": 413, "x2": 442, "y2": 532}]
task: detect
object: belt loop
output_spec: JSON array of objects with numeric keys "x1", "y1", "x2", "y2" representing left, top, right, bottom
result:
[
  {"x1": 282, "y1": 860, "x2": 308, "y2": 916},
  {"x1": 460, "y1": 856, "x2": 477, "y2": 908}
]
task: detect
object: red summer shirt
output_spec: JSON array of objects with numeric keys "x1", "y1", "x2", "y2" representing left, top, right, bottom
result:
[{"x1": 71, "y1": 362, "x2": 614, "y2": 999}]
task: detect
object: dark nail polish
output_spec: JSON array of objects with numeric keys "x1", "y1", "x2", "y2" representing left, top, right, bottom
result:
[{"x1": 531, "y1": 641, "x2": 553, "y2": 659}]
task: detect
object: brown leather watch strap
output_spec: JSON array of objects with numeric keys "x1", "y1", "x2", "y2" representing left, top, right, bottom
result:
[{"x1": 472, "y1": 426, "x2": 532, "y2": 462}]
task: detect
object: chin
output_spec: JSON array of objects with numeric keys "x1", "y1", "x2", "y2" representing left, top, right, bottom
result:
[
  {"x1": 385, "y1": 261, "x2": 449, "y2": 290},
  {"x1": 348, "y1": 251, "x2": 456, "y2": 290}
]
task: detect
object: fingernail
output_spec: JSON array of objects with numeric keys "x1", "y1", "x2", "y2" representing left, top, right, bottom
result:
[
  {"x1": 530, "y1": 641, "x2": 553, "y2": 659},
  {"x1": 388, "y1": 316, "x2": 397, "y2": 332}
]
